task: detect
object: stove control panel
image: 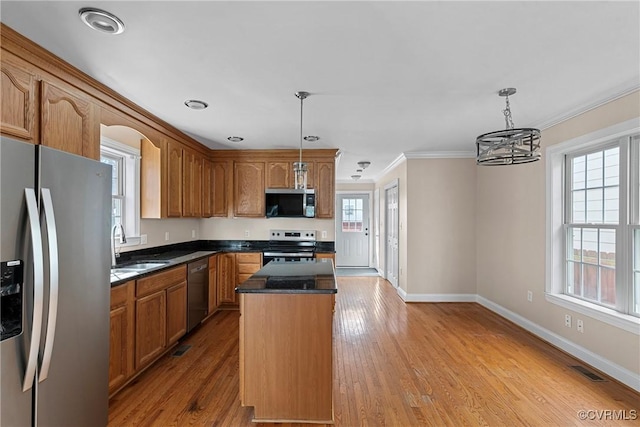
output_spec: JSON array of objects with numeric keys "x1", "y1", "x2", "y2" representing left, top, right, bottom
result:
[{"x1": 270, "y1": 229, "x2": 316, "y2": 241}]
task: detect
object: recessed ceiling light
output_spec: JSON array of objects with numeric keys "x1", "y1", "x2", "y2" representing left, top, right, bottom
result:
[
  {"x1": 357, "y1": 161, "x2": 371, "y2": 169},
  {"x1": 79, "y1": 8, "x2": 125, "y2": 35},
  {"x1": 184, "y1": 99, "x2": 209, "y2": 110},
  {"x1": 227, "y1": 136, "x2": 244, "y2": 143},
  {"x1": 356, "y1": 169, "x2": 363, "y2": 173},
  {"x1": 304, "y1": 136, "x2": 320, "y2": 142},
  {"x1": 351, "y1": 175, "x2": 361, "y2": 180}
]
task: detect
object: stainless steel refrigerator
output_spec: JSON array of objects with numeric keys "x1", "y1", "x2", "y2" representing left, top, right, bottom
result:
[{"x1": 1, "y1": 136, "x2": 111, "y2": 426}]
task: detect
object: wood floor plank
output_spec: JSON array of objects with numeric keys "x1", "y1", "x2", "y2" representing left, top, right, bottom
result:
[{"x1": 109, "y1": 276, "x2": 640, "y2": 426}]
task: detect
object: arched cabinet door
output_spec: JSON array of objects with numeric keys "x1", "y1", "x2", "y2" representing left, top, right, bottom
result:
[
  {"x1": 41, "y1": 81, "x2": 99, "y2": 159},
  {"x1": 1, "y1": 62, "x2": 36, "y2": 142},
  {"x1": 316, "y1": 161, "x2": 335, "y2": 218},
  {"x1": 234, "y1": 161, "x2": 265, "y2": 217}
]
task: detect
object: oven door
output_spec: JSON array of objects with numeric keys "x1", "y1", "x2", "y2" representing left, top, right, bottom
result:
[{"x1": 262, "y1": 252, "x2": 315, "y2": 266}]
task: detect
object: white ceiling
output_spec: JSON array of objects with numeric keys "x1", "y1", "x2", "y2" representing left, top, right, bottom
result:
[{"x1": 1, "y1": 1, "x2": 638, "y2": 181}]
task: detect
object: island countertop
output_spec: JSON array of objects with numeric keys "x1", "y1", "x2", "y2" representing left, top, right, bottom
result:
[{"x1": 235, "y1": 259, "x2": 337, "y2": 294}]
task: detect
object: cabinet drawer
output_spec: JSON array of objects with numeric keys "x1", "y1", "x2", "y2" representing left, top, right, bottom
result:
[
  {"x1": 237, "y1": 263, "x2": 260, "y2": 274},
  {"x1": 110, "y1": 280, "x2": 133, "y2": 309},
  {"x1": 236, "y1": 253, "x2": 261, "y2": 264},
  {"x1": 237, "y1": 273, "x2": 255, "y2": 285},
  {"x1": 136, "y1": 265, "x2": 186, "y2": 297}
]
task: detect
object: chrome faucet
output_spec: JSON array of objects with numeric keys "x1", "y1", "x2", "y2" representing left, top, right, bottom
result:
[{"x1": 111, "y1": 224, "x2": 127, "y2": 267}]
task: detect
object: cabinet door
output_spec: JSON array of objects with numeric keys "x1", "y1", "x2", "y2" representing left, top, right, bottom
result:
[
  {"x1": 217, "y1": 253, "x2": 237, "y2": 306},
  {"x1": 234, "y1": 161, "x2": 265, "y2": 217},
  {"x1": 202, "y1": 158, "x2": 213, "y2": 217},
  {"x1": 182, "y1": 149, "x2": 203, "y2": 217},
  {"x1": 41, "y1": 81, "x2": 99, "y2": 159},
  {"x1": 1, "y1": 62, "x2": 36, "y2": 142},
  {"x1": 109, "y1": 281, "x2": 134, "y2": 395},
  {"x1": 167, "y1": 140, "x2": 183, "y2": 217},
  {"x1": 305, "y1": 161, "x2": 315, "y2": 189},
  {"x1": 208, "y1": 254, "x2": 218, "y2": 313},
  {"x1": 166, "y1": 281, "x2": 187, "y2": 345},
  {"x1": 135, "y1": 290, "x2": 166, "y2": 370},
  {"x1": 315, "y1": 161, "x2": 335, "y2": 218},
  {"x1": 266, "y1": 162, "x2": 291, "y2": 189},
  {"x1": 212, "y1": 160, "x2": 230, "y2": 217}
]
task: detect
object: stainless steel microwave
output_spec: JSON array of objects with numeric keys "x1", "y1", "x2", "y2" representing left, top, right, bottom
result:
[{"x1": 265, "y1": 188, "x2": 315, "y2": 218}]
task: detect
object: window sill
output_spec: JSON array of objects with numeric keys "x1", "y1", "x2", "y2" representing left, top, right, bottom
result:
[{"x1": 545, "y1": 293, "x2": 640, "y2": 335}]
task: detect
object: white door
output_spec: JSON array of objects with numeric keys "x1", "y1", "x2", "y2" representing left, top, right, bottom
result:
[
  {"x1": 385, "y1": 185, "x2": 399, "y2": 287},
  {"x1": 336, "y1": 194, "x2": 370, "y2": 267}
]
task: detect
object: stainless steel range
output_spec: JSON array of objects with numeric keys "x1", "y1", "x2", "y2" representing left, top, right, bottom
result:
[{"x1": 262, "y1": 229, "x2": 317, "y2": 266}]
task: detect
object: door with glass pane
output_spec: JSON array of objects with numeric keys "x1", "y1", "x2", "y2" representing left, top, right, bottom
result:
[{"x1": 336, "y1": 194, "x2": 370, "y2": 267}]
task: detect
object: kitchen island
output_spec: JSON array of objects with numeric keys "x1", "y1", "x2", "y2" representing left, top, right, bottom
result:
[{"x1": 236, "y1": 260, "x2": 337, "y2": 424}]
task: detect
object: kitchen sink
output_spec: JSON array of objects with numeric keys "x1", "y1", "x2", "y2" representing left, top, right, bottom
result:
[
  {"x1": 121, "y1": 262, "x2": 169, "y2": 271},
  {"x1": 109, "y1": 270, "x2": 139, "y2": 281}
]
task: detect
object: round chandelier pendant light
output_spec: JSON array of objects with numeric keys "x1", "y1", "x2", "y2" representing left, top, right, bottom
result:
[{"x1": 476, "y1": 88, "x2": 541, "y2": 166}]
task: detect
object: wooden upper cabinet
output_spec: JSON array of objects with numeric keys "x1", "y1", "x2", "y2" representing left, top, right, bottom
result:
[
  {"x1": 140, "y1": 138, "x2": 165, "y2": 219},
  {"x1": 41, "y1": 81, "x2": 99, "y2": 160},
  {"x1": 315, "y1": 161, "x2": 335, "y2": 219},
  {"x1": 182, "y1": 148, "x2": 202, "y2": 217},
  {"x1": 234, "y1": 161, "x2": 265, "y2": 217},
  {"x1": 266, "y1": 162, "x2": 291, "y2": 189},
  {"x1": 167, "y1": 140, "x2": 183, "y2": 217},
  {"x1": 212, "y1": 160, "x2": 230, "y2": 217},
  {"x1": 1, "y1": 62, "x2": 36, "y2": 142},
  {"x1": 202, "y1": 158, "x2": 213, "y2": 218}
]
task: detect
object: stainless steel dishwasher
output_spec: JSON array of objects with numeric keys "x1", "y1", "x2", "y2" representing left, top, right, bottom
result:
[{"x1": 187, "y1": 258, "x2": 209, "y2": 332}]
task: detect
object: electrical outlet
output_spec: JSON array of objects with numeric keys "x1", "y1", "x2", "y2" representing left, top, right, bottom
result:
[
  {"x1": 577, "y1": 319, "x2": 584, "y2": 333},
  {"x1": 140, "y1": 234, "x2": 148, "y2": 245},
  {"x1": 164, "y1": 232, "x2": 169, "y2": 241},
  {"x1": 565, "y1": 314, "x2": 572, "y2": 328},
  {"x1": 321, "y1": 230, "x2": 327, "y2": 238},
  {"x1": 244, "y1": 230, "x2": 250, "y2": 238},
  {"x1": 527, "y1": 290, "x2": 533, "y2": 302},
  {"x1": 191, "y1": 229, "x2": 196, "y2": 238}
]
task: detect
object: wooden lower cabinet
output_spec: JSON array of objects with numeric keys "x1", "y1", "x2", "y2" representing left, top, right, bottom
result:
[
  {"x1": 109, "y1": 280, "x2": 135, "y2": 396},
  {"x1": 166, "y1": 282, "x2": 187, "y2": 345},
  {"x1": 207, "y1": 254, "x2": 218, "y2": 315},
  {"x1": 217, "y1": 252, "x2": 262, "y2": 308},
  {"x1": 134, "y1": 265, "x2": 187, "y2": 371},
  {"x1": 240, "y1": 293, "x2": 334, "y2": 423}
]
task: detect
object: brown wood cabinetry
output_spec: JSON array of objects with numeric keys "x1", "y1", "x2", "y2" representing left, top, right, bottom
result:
[
  {"x1": 167, "y1": 140, "x2": 183, "y2": 217},
  {"x1": 315, "y1": 161, "x2": 335, "y2": 218},
  {"x1": 109, "y1": 281, "x2": 135, "y2": 396},
  {"x1": 240, "y1": 293, "x2": 334, "y2": 423},
  {"x1": 217, "y1": 252, "x2": 261, "y2": 308},
  {"x1": 134, "y1": 265, "x2": 187, "y2": 370},
  {"x1": 207, "y1": 254, "x2": 218, "y2": 315},
  {"x1": 266, "y1": 161, "x2": 291, "y2": 188},
  {"x1": 236, "y1": 252, "x2": 262, "y2": 288},
  {"x1": 234, "y1": 161, "x2": 265, "y2": 217},
  {"x1": 1, "y1": 61, "x2": 36, "y2": 142},
  {"x1": 41, "y1": 81, "x2": 100, "y2": 160},
  {"x1": 217, "y1": 252, "x2": 237, "y2": 307},
  {"x1": 140, "y1": 138, "x2": 165, "y2": 218},
  {"x1": 212, "y1": 160, "x2": 231, "y2": 217},
  {"x1": 182, "y1": 148, "x2": 202, "y2": 217},
  {"x1": 202, "y1": 158, "x2": 213, "y2": 217},
  {"x1": 166, "y1": 282, "x2": 187, "y2": 345}
]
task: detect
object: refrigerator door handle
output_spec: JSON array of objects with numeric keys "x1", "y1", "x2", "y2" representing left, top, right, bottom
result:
[
  {"x1": 39, "y1": 188, "x2": 59, "y2": 382},
  {"x1": 23, "y1": 188, "x2": 44, "y2": 392}
]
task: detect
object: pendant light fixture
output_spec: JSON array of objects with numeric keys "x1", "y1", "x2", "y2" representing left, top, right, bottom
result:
[
  {"x1": 476, "y1": 88, "x2": 541, "y2": 166},
  {"x1": 293, "y1": 91, "x2": 309, "y2": 189}
]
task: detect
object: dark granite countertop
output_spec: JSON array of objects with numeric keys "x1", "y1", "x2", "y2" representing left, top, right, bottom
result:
[{"x1": 235, "y1": 260, "x2": 337, "y2": 294}]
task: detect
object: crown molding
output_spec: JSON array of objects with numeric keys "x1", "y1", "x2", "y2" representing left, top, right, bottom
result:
[{"x1": 532, "y1": 81, "x2": 640, "y2": 131}]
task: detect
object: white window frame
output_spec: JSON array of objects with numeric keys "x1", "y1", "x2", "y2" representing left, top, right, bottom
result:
[
  {"x1": 546, "y1": 118, "x2": 640, "y2": 334},
  {"x1": 100, "y1": 137, "x2": 141, "y2": 246}
]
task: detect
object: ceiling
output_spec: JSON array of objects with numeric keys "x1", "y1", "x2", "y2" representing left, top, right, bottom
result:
[{"x1": 1, "y1": 1, "x2": 638, "y2": 182}]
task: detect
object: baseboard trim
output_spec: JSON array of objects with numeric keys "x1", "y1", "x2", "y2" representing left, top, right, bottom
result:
[
  {"x1": 476, "y1": 295, "x2": 640, "y2": 393},
  {"x1": 398, "y1": 290, "x2": 477, "y2": 303}
]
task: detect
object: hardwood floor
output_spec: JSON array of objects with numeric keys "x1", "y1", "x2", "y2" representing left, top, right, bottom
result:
[{"x1": 109, "y1": 277, "x2": 640, "y2": 426}]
